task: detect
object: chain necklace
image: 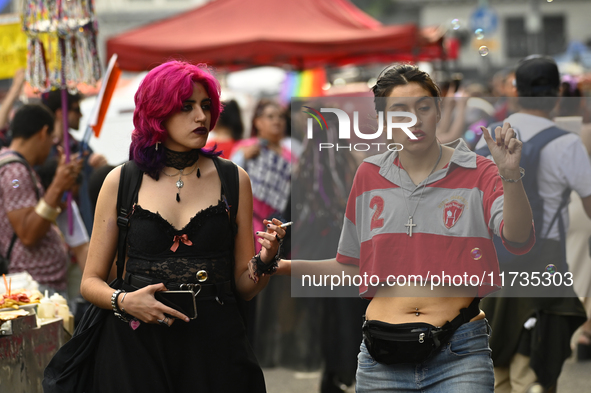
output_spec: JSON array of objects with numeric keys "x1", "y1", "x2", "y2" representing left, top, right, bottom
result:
[
  {"x1": 397, "y1": 143, "x2": 442, "y2": 237},
  {"x1": 162, "y1": 162, "x2": 199, "y2": 203}
]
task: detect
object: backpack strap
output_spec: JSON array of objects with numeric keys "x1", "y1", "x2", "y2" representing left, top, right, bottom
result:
[
  {"x1": 212, "y1": 156, "x2": 247, "y2": 321},
  {"x1": 0, "y1": 153, "x2": 41, "y2": 199},
  {"x1": 555, "y1": 187, "x2": 571, "y2": 272},
  {"x1": 115, "y1": 161, "x2": 143, "y2": 281},
  {"x1": 212, "y1": 156, "x2": 240, "y2": 240},
  {"x1": 0, "y1": 153, "x2": 41, "y2": 263}
]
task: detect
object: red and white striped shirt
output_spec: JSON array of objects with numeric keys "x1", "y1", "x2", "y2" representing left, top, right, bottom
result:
[{"x1": 336, "y1": 139, "x2": 535, "y2": 298}]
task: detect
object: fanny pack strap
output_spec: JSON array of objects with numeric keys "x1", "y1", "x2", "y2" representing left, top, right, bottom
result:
[{"x1": 440, "y1": 297, "x2": 481, "y2": 332}]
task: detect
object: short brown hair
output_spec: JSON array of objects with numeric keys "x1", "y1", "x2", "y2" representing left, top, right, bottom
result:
[{"x1": 371, "y1": 64, "x2": 441, "y2": 113}]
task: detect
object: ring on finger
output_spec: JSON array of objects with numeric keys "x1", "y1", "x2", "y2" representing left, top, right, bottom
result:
[{"x1": 157, "y1": 318, "x2": 168, "y2": 327}]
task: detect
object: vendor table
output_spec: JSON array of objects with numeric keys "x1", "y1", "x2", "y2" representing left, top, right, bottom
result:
[{"x1": 0, "y1": 313, "x2": 65, "y2": 392}]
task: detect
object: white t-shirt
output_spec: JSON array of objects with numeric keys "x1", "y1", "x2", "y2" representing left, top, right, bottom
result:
[{"x1": 475, "y1": 112, "x2": 591, "y2": 240}]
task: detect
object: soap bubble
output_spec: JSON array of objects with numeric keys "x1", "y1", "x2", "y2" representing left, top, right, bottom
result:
[
  {"x1": 545, "y1": 264, "x2": 557, "y2": 275},
  {"x1": 474, "y1": 28, "x2": 484, "y2": 40},
  {"x1": 479, "y1": 46, "x2": 489, "y2": 56},
  {"x1": 471, "y1": 248, "x2": 482, "y2": 260},
  {"x1": 11, "y1": 179, "x2": 20, "y2": 188},
  {"x1": 451, "y1": 19, "x2": 461, "y2": 30}
]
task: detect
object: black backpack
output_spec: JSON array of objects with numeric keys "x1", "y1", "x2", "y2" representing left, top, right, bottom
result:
[{"x1": 475, "y1": 124, "x2": 570, "y2": 271}]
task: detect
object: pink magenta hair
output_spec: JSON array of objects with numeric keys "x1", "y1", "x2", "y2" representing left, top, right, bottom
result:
[{"x1": 129, "y1": 60, "x2": 223, "y2": 179}]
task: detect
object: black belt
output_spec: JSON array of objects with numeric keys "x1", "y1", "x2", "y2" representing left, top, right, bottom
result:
[{"x1": 125, "y1": 274, "x2": 233, "y2": 300}]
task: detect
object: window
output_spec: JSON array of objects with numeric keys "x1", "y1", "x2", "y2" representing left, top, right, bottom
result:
[{"x1": 505, "y1": 15, "x2": 566, "y2": 59}]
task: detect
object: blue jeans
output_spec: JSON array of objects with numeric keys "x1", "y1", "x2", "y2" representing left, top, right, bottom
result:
[{"x1": 356, "y1": 319, "x2": 494, "y2": 393}]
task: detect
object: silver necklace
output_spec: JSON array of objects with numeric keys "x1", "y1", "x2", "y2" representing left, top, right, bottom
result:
[
  {"x1": 397, "y1": 144, "x2": 442, "y2": 237},
  {"x1": 162, "y1": 162, "x2": 199, "y2": 203}
]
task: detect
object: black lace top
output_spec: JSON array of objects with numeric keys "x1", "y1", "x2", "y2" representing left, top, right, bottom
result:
[{"x1": 125, "y1": 199, "x2": 234, "y2": 284}]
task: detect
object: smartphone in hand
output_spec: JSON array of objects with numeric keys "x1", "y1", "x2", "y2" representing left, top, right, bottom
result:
[{"x1": 155, "y1": 290, "x2": 197, "y2": 319}]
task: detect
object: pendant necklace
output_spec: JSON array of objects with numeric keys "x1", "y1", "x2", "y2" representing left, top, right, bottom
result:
[
  {"x1": 397, "y1": 144, "x2": 442, "y2": 237},
  {"x1": 162, "y1": 162, "x2": 199, "y2": 202}
]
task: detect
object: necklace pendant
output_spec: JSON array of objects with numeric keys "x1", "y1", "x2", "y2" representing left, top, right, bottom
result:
[
  {"x1": 405, "y1": 216, "x2": 417, "y2": 237},
  {"x1": 176, "y1": 179, "x2": 184, "y2": 189}
]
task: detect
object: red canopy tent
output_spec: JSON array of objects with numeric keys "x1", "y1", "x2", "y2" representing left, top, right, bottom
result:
[{"x1": 106, "y1": 0, "x2": 443, "y2": 71}]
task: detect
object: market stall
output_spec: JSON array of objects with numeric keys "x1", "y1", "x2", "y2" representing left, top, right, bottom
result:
[{"x1": 0, "y1": 272, "x2": 72, "y2": 392}]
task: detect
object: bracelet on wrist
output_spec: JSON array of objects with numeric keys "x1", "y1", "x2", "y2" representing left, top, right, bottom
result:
[
  {"x1": 499, "y1": 167, "x2": 525, "y2": 183},
  {"x1": 250, "y1": 252, "x2": 279, "y2": 277},
  {"x1": 34, "y1": 198, "x2": 62, "y2": 221},
  {"x1": 119, "y1": 292, "x2": 128, "y2": 313},
  {"x1": 111, "y1": 289, "x2": 130, "y2": 322}
]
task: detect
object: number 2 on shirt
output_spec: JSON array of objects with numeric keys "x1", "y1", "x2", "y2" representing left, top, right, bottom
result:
[{"x1": 370, "y1": 196, "x2": 384, "y2": 231}]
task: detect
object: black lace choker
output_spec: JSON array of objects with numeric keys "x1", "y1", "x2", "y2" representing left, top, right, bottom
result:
[{"x1": 163, "y1": 147, "x2": 199, "y2": 170}]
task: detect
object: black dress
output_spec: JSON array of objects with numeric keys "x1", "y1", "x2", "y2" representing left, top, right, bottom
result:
[{"x1": 90, "y1": 198, "x2": 266, "y2": 393}]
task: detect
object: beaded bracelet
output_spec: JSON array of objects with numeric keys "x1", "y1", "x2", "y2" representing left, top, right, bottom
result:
[{"x1": 499, "y1": 167, "x2": 525, "y2": 183}]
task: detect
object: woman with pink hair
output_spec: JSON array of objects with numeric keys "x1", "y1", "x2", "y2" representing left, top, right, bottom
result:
[{"x1": 71, "y1": 61, "x2": 285, "y2": 392}]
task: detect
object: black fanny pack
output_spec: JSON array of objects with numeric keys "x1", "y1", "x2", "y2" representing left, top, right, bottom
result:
[{"x1": 362, "y1": 298, "x2": 481, "y2": 365}]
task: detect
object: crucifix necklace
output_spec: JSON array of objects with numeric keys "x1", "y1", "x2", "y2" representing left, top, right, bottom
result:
[
  {"x1": 162, "y1": 161, "x2": 199, "y2": 202},
  {"x1": 397, "y1": 144, "x2": 442, "y2": 237}
]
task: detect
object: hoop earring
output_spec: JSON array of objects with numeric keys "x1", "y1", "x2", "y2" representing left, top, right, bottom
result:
[{"x1": 155, "y1": 142, "x2": 160, "y2": 151}]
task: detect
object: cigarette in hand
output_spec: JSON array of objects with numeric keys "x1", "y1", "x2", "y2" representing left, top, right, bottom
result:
[{"x1": 279, "y1": 221, "x2": 293, "y2": 228}]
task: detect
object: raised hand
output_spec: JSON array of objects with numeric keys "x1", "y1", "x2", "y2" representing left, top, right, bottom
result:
[
  {"x1": 248, "y1": 218, "x2": 286, "y2": 283},
  {"x1": 480, "y1": 122, "x2": 523, "y2": 179}
]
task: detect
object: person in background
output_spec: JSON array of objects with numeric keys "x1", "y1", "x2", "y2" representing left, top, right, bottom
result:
[
  {"x1": 41, "y1": 90, "x2": 107, "y2": 236},
  {"x1": 0, "y1": 104, "x2": 82, "y2": 296},
  {"x1": 493, "y1": 69, "x2": 519, "y2": 123},
  {"x1": 230, "y1": 99, "x2": 292, "y2": 356},
  {"x1": 281, "y1": 107, "x2": 303, "y2": 158},
  {"x1": 204, "y1": 99, "x2": 243, "y2": 158},
  {"x1": 557, "y1": 75, "x2": 591, "y2": 361},
  {"x1": 36, "y1": 157, "x2": 89, "y2": 273},
  {"x1": 0, "y1": 69, "x2": 26, "y2": 147},
  {"x1": 476, "y1": 55, "x2": 591, "y2": 393},
  {"x1": 231, "y1": 99, "x2": 292, "y2": 252},
  {"x1": 36, "y1": 156, "x2": 89, "y2": 316}
]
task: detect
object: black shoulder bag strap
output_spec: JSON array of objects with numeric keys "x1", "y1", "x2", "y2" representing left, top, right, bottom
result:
[
  {"x1": 0, "y1": 153, "x2": 41, "y2": 264},
  {"x1": 115, "y1": 161, "x2": 143, "y2": 282}
]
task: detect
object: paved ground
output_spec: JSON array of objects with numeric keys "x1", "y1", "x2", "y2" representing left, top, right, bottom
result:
[{"x1": 263, "y1": 357, "x2": 591, "y2": 393}]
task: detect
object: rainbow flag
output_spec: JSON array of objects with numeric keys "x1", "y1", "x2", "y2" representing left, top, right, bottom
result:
[{"x1": 280, "y1": 67, "x2": 326, "y2": 103}]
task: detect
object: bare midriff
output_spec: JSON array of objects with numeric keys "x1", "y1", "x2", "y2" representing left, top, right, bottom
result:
[{"x1": 365, "y1": 284, "x2": 486, "y2": 327}]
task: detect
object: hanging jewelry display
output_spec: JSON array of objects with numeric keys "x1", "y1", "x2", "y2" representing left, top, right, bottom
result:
[
  {"x1": 22, "y1": 0, "x2": 102, "y2": 93},
  {"x1": 22, "y1": 0, "x2": 101, "y2": 235}
]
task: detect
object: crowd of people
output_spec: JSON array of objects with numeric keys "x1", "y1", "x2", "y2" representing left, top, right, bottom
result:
[{"x1": 0, "y1": 51, "x2": 590, "y2": 393}]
